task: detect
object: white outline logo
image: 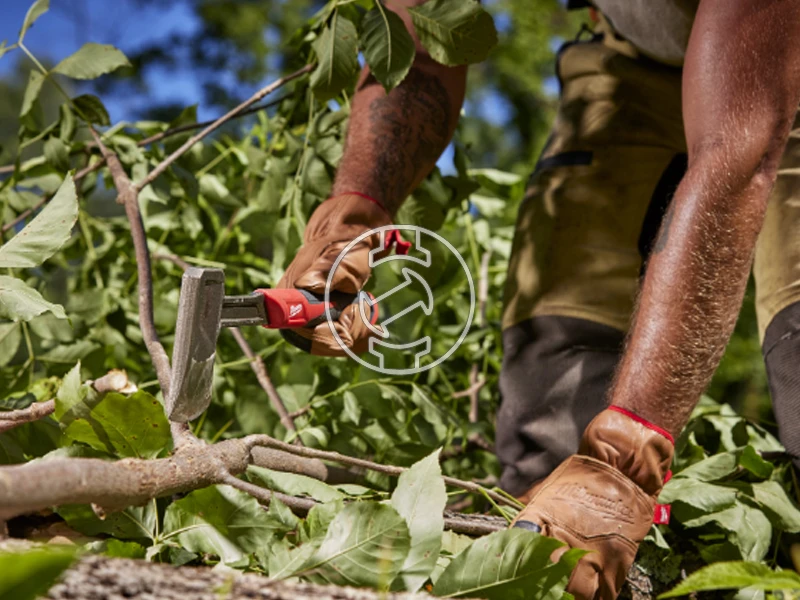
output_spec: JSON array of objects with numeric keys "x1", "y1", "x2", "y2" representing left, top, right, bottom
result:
[{"x1": 324, "y1": 225, "x2": 475, "y2": 375}]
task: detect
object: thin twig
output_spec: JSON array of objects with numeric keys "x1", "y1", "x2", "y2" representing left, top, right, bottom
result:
[
  {"x1": 0, "y1": 400, "x2": 55, "y2": 434},
  {"x1": 221, "y1": 473, "x2": 316, "y2": 514},
  {"x1": 88, "y1": 128, "x2": 171, "y2": 396},
  {"x1": 136, "y1": 94, "x2": 290, "y2": 147},
  {"x1": 243, "y1": 434, "x2": 516, "y2": 508},
  {"x1": 136, "y1": 65, "x2": 313, "y2": 192},
  {"x1": 154, "y1": 253, "x2": 191, "y2": 271},
  {"x1": 229, "y1": 328, "x2": 302, "y2": 444},
  {"x1": 288, "y1": 406, "x2": 310, "y2": 419}
]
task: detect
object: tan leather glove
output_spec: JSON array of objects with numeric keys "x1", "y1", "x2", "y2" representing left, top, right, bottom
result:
[
  {"x1": 277, "y1": 193, "x2": 393, "y2": 356},
  {"x1": 511, "y1": 407, "x2": 674, "y2": 600}
]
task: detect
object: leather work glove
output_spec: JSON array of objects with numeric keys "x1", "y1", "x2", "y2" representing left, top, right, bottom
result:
[
  {"x1": 277, "y1": 193, "x2": 394, "y2": 356},
  {"x1": 511, "y1": 406, "x2": 674, "y2": 600}
]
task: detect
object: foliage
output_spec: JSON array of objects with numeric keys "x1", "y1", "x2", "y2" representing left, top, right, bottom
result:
[
  {"x1": 660, "y1": 562, "x2": 800, "y2": 598},
  {"x1": 0, "y1": 0, "x2": 798, "y2": 599},
  {"x1": 0, "y1": 547, "x2": 75, "y2": 600}
]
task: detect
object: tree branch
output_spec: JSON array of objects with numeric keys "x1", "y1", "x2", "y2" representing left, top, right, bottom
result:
[
  {"x1": 88, "y1": 128, "x2": 171, "y2": 396},
  {"x1": 229, "y1": 328, "x2": 301, "y2": 444},
  {"x1": 0, "y1": 400, "x2": 55, "y2": 434},
  {"x1": 136, "y1": 65, "x2": 314, "y2": 191},
  {"x1": 243, "y1": 434, "x2": 515, "y2": 509}
]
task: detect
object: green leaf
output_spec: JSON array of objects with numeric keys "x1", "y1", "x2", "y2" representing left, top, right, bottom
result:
[
  {"x1": 342, "y1": 389, "x2": 362, "y2": 424},
  {"x1": 432, "y1": 528, "x2": 583, "y2": 599},
  {"x1": 0, "y1": 276, "x2": 66, "y2": 322},
  {"x1": 738, "y1": 445, "x2": 774, "y2": 479},
  {"x1": 310, "y1": 13, "x2": 359, "y2": 102},
  {"x1": 103, "y1": 539, "x2": 147, "y2": 559},
  {"x1": 360, "y1": 2, "x2": 415, "y2": 91},
  {"x1": 64, "y1": 390, "x2": 171, "y2": 459},
  {"x1": 293, "y1": 502, "x2": 411, "y2": 589},
  {"x1": 390, "y1": 449, "x2": 446, "y2": 592},
  {"x1": 676, "y1": 451, "x2": 739, "y2": 481},
  {"x1": 682, "y1": 502, "x2": 772, "y2": 562},
  {"x1": 19, "y1": 70, "x2": 45, "y2": 118},
  {"x1": 659, "y1": 561, "x2": 800, "y2": 598},
  {"x1": 0, "y1": 322, "x2": 21, "y2": 367},
  {"x1": 72, "y1": 94, "x2": 110, "y2": 127},
  {"x1": 0, "y1": 41, "x2": 18, "y2": 59},
  {"x1": 246, "y1": 466, "x2": 345, "y2": 503},
  {"x1": 19, "y1": 0, "x2": 49, "y2": 41},
  {"x1": 659, "y1": 478, "x2": 738, "y2": 513},
  {"x1": 57, "y1": 502, "x2": 157, "y2": 540},
  {"x1": 52, "y1": 43, "x2": 130, "y2": 80},
  {"x1": 163, "y1": 485, "x2": 280, "y2": 567},
  {"x1": 0, "y1": 174, "x2": 77, "y2": 269},
  {"x1": 407, "y1": 0, "x2": 497, "y2": 66},
  {"x1": 43, "y1": 136, "x2": 70, "y2": 171},
  {"x1": 751, "y1": 481, "x2": 800, "y2": 532},
  {"x1": 0, "y1": 547, "x2": 74, "y2": 600}
]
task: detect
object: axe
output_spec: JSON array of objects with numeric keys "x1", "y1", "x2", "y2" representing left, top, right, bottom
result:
[{"x1": 166, "y1": 267, "x2": 377, "y2": 422}]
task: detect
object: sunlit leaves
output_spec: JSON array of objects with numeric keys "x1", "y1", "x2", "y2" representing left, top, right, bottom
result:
[
  {"x1": 432, "y1": 528, "x2": 584, "y2": 599},
  {"x1": 660, "y1": 561, "x2": 800, "y2": 598},
  {"x1": 390, "y1": 449, "x2": 446, "y2": 592},
  {"x1": 52, "y1": 43, "x2": 130, "y2": 80},
  {"x1": 0, "y1": 174, "x2": 77, "y2": 269},
  {"x1": 0, "y1": 276, "x2": 66, "y2": 322},
  {"x1": 18, "y1": 0, "x2": 49, "y2": 42},
  {"x1": 360, "y1": 2, "x2": 415, "y2": 92},
  {"x1": 408, "y1": 0, "x2": 497, "y2": 66},
  {"x1": 310, "y1": 12, "x2": 359, "y2": 102},
  {"x1": 289, "y1": 502, "x2": 411, "y2": 589},
  {"x1": 19, "y1": 70, "x2": 45, "y2": 118}
]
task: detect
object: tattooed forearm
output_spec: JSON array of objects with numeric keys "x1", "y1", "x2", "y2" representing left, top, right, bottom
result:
[{"x1": 332, "y1": 66, "x2": 462, "y2": 215}]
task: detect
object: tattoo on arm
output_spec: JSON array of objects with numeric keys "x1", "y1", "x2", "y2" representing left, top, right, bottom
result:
[{"x1": 333, "y1": 68, "x2": 453, "y2": 215}]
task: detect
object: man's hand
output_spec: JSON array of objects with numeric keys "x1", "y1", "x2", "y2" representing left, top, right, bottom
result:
[
  {"x1": 511, "y1": 408, "x2": 674, "y2": 600},
  {"x1": 277, "y1": 193, "x2": 392, "y2": 356}
]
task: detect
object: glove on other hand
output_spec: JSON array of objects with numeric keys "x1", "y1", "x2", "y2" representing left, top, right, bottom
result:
[
  {"x1": 511, "y1": 406, "x2": 674, "y2": 600},
  {"x1": 277, "y1": 193, "x2": 393, "y2": 356}
]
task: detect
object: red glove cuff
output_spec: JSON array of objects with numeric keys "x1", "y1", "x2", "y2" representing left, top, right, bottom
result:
[
  {"x1": 329, "y1": 192, "x2": 410, "y2": 255},
  {"x1": 607, "y1": 405, "x2": 675, "y2": 445}
]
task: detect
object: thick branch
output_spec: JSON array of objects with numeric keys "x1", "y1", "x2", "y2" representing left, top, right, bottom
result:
[
  {"x1": 229, "y1": 328, "x2": 301, "y2": 443},
  {"x1": 137, "y1": 65, "x2": 313, "y2": 191},
  {"x1": 0, "y1": 438, "x2": 250, "y2": 520},
  {"x1": 243, "y1": 435, "x2": 515, "y2": 508},
  {"x1": 0, "y1": 400, "x2": 55, "y2": 434},
  {"x1": 89, "y1": 128, "x2": 171, "y2": 396}
]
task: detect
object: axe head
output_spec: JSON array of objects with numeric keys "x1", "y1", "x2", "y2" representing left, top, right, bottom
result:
[{"x1": 166, "y1": 267, "x2": 225, "y2": 422}]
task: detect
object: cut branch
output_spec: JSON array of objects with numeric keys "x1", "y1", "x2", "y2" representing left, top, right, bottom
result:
[
  {"x1": 229, "y1": 328, "x2": 301, "y2": 443},
  {"x1": 137, "y1": 65, "x2": 313, "y2": 191},
  {"x1": 88, "y1": 128, "x2": 171, "y2": 396},
  {"x1": 0, "y1": 400, "x2": 55, "y2": 434},
  {"x1": 243, "y1": 434, "x2": 515, "y2": 508}
]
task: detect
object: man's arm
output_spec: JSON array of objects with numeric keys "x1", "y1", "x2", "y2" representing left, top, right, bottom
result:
[
  {"x1": 611, "y1": 0, "x2": 800, "y2": 436},
  {"x1": 331, "y1": 0, "x2": 467, "y2": 215}
]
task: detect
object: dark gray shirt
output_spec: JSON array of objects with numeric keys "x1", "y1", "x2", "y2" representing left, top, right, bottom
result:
[{"x1": 594, "y1": 0, "x2": 699, "y2": 65}]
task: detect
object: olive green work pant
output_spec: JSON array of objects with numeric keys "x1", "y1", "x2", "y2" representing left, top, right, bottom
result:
[{"x1": 498, "y1": 27, "x2": 800, "y2": 496}]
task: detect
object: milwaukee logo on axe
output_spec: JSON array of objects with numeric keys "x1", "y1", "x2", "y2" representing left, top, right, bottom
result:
[
  {"x1": 326, "y1": 225, "x2": 475, "y2": 375},
  {"x1": 289, "y1": 304, "x2": 303, "y2": 318}
]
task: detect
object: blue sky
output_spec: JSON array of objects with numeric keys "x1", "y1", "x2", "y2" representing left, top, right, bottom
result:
[
  {"x1": 0, "y1": 0, "x2": 211, "y2": 121},
  {"x1": 1, "y1": 0, "x2": 552, "y2": 173}
]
